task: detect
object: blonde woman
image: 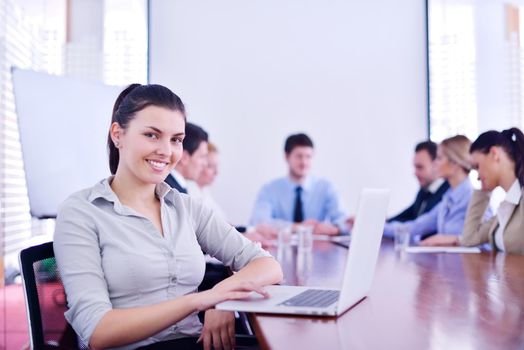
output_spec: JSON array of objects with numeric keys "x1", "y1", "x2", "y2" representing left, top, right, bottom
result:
[{"x1": 385, "y1": 135, "x2": 490, "y2": 244}]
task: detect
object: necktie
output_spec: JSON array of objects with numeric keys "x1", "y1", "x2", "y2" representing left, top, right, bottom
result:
[
  {"x1": 293, "y1": 186, "x2": 304, "y2": 223},
  {"x1": 417, "y1": 189, "x2": 431, "y2": 216}
]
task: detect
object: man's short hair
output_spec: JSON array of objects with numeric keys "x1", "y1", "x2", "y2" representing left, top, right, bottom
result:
[
  {"x1": 415, "y1": 140, "x2": 437, "y2": 160},
  {"x1": 184, "y1": 123, "x2": 209, "y2": 155},
  {"x1": 284, "y1": 133, "x2": 314, "y2": 154}
]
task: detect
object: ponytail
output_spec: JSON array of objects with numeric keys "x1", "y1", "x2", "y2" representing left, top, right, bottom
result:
[
  {"x1": 107, "y1": 84, "x2": 141, "y2": 175},
  {"x1": 502, "y1": 128, "x2": 524, "y2": 185}
]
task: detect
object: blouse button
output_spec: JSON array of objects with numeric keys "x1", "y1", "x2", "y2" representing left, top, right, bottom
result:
[{"x1": 170, "y1": 276, "x2": 177, "y2": 284}]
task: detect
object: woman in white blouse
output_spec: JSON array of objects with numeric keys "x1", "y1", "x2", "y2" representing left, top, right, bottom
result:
[
  {"x1": 54, "y1": 84, "x2": 283, "y2": 350},
  {"x1": 424, "y1": 127, "x2": 524, "y2": 254}
]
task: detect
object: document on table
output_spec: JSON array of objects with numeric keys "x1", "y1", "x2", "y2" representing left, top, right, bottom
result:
[
  {"x1": 404, "y1": 246, "x2": 481, "y2": 254},
  {"x1": 329, "y1": 235, "x2": 351, "y2": 243}
]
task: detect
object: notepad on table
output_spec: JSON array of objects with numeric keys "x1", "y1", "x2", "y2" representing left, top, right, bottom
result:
[{"x1": 404, "y1": 246, "x2": 481, "y2": 254}]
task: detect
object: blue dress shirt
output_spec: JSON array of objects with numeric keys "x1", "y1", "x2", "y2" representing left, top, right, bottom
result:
[
  {"x1": 249, "y1": 176, "x2": 347, "y2": 232},
  {"x1": 384, "y1": 178, "x2": 492, "y2": 238}
]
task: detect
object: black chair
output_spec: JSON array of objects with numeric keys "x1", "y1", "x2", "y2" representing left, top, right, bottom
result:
[
  {"x1": 19, "y1": 242, "x2": 258, "y2": 349},
  {"x1": 19, "y1": 242, "x2": 86, "y2": 350}
]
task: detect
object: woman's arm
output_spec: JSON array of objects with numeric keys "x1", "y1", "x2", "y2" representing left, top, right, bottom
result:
[
  {"x1": 90, "y1": 280, "x2": 268, "y2": 349},
  {"x1": 460, "y1": 190, "x2": 495, "y2": 247},
  {"x1": 214, "y1": 256, "x2": 283, "y2": 291},
  {"x1": 197, "y1": 257, "x2": 282, "y2": 350},
  {"x1": 90, "y1": 293, "x2": 196, "y2": 349}
]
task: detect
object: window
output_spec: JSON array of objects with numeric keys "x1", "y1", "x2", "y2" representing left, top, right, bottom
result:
[
  {"x1": 428, "y1": 0, "x2": 520, "y2": 208},
  {"x1": 0, "y1": 0, "x2": 147, "y2": 279},
  {"x1": 428, "y1": 0, "x2": 477, "y2": 141},
  {"x1": 429, "y1": 0, "x2": 524, "y2": 141}
]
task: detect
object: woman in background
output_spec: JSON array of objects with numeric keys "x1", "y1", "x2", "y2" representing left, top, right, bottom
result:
[
  {"x1": 385, "y1": 135, "x2": 487, "y2": 244},
  {"x1": 53, "y1": 84, "x2": 282, "y2": 350},
  {"x1": 195, "y1": 142, "x2": 226, "y2": 218},
  {"x1": 426, "y1": 128, "x2": 524, "y2": 254},
  {"x1": 195, "y1": 142, "x2": 278, "y2": 247}
]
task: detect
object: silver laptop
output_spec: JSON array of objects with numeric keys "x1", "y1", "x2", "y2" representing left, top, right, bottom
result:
[{"x1": 216, "y1": 188, "x2": 389, "y2": 317}]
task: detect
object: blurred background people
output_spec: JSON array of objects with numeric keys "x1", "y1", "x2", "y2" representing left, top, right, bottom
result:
[
  {"x1": 250, "y1": 133, "x2": 347, "y2": 235},
  {"x1": 165, "y1": 122, "x2": 208, "y2": 194},
  {"x1": 195, "y1": 142, "x2": 225, "y2": 218},
  {"x1": 384, "y1": 135, "x2": 491, "y2": 244},
  {"x1": 388, "y1": 140, "x2": 450, "y2": 226},
  {"x1": 427, "y1": 128, "x2": 524, "y2": 254}
]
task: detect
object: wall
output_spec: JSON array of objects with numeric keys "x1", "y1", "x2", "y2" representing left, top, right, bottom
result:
[{"x1": 149, "y1": 0, "x2": 428, "y2": 224}]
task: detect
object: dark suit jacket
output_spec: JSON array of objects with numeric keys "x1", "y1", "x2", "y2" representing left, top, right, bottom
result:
[
  {"x1": 165, "y1": 174, "x2": 188, "y2": 194},
  {"x1": 388, "y1": 181, "x2": 450, "y2": 223}
]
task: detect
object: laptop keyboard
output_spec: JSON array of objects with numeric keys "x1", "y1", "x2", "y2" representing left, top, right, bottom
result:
[{"x1": 279, "y1": 289, "x2": 340, "y2": 308}]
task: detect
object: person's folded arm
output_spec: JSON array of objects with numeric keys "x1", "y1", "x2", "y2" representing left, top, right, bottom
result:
[{"x1": 460, "y1": 190, "x2": 495, "y2": 247}]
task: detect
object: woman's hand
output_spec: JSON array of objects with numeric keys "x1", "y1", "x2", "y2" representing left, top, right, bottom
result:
[
  {"x1": 420, "y1": 234, "x2": 459, "y2": 247},
  {"x1": 193, "y1": 280, "x2": 269, "y2": 349},
  {"x1": 193, "y1": 280, "x2": 269, "y2": 312},
  {"x1": 198, "y1": 309, "x2": 235, "y2": 350}
]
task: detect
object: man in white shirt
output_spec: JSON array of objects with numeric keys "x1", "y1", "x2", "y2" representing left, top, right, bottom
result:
[{"x1": 165, "y1": 122, "x2": 208, "y2": 193}]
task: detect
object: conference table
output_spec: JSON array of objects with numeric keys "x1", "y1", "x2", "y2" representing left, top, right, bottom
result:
[{"x1": 249, "y1": 239, "x2": 524, "y2": 350}]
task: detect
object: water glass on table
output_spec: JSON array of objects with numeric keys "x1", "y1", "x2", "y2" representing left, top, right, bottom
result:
[
  {"x1": 393, "y1": 223, "x2": 410, "y2": 252},
  {"x1": 296, "y1": 225, "x2": 313, "y2": 253},
  {"x1": 267, "y1": 220, "x2": 291, "y2": 247}
]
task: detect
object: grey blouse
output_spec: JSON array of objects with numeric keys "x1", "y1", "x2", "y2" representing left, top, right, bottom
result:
[{"x1": 53, "y1": 178, "x2": 270, "y2": 350}]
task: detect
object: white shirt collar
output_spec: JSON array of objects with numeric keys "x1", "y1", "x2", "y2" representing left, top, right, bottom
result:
[
  {"x1": 427, "y1": 178, "x2": 445, "y2": 194},
  {"x1": 170, "y1": 169, "x2": 188, "y2": 189},
  {"x1": 505, "y1": 179, "x2": 522, "y2": 205}
]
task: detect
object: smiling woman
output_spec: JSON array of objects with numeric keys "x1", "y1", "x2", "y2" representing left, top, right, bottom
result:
[{"x1": 53, "y1": 84, "x2": 283, "y2": 350}]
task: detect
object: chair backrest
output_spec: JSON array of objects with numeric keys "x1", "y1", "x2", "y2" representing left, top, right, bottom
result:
[{"x1": 19, "y1": 242, "x2": 83, "y2": 349}]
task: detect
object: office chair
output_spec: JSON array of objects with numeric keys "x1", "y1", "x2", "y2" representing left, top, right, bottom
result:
[
  {"x1": 20, "y1": 242, "x2": 258, "y2": 349},
  {"x1": 19, "y1": 242, "x2": 87, "y2": 350}
]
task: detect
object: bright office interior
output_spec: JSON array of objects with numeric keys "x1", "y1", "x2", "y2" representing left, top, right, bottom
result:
[{"x1": 0, "y1": 0, "x2": 523, "y2": 295}]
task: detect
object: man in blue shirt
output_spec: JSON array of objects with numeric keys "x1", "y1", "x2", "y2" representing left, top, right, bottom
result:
[{"x1": 250, "y1": 133, "x2": 347, "y2": 235}]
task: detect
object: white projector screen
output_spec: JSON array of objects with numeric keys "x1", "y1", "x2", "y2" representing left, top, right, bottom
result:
[
  {"x1": 149, "y1": 0, "x2": 428, "y2": 224},
  {"x1": 12, "y1": 68, "x2": 121, "y2": 218}
]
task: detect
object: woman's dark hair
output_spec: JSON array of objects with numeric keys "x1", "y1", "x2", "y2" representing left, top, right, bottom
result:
[
  {"x1": 470, "y1": 127, "x2": 524, "y2": 185},
  {"x1": 107, "y1": 84, "x2": 186, "y2": 174}
]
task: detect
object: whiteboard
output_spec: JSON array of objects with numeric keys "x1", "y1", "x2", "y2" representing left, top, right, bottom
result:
[
  {"x1": 12, "y1": 68, "x2": 121, "y2": 218},
  {"x1": 149, "y1": 0, "x2": 428, "y2": 224}
]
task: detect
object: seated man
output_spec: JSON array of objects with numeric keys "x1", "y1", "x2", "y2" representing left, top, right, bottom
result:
[
  {"x1": 165, "y1": 122, "x2": 208, "y2": 193},
  {"x1": 250, "y1": 133, "x2": 347, "y2": 235},
  {"x1": 388, "y1": 140, "x2": 449, "y2": 227}
]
